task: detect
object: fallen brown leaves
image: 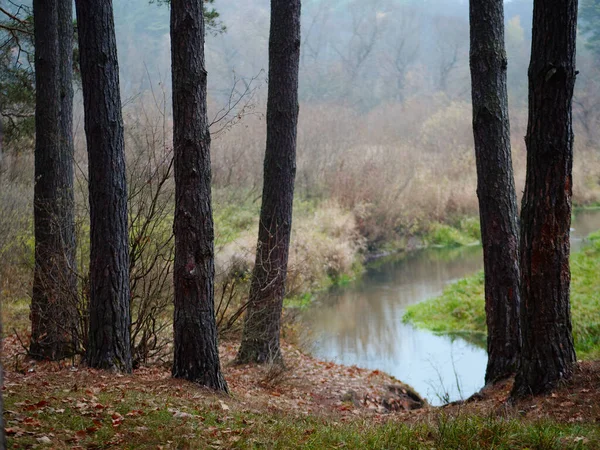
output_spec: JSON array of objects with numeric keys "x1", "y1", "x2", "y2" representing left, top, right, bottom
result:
[
  {"x1": 3, "y1": 338, "x2": 427, "y2": 447},
  {"x1": 3, "y1": 333, "x2": 600, "y2": 448},
  {"x1": 437, "y1": 361, "x2": 600, "y2": 425},
  {"x1": 219, "y1": 341, "x2": 424, "y2": 419}
]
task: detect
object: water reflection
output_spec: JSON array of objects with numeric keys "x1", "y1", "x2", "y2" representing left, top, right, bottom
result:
[
  {"x1": 302, "y1": 210, "x2": 600, "y2": 406},
  {"x1": 572, "y1": 209, "x2": 600, "y2": 252},
  {"x1": 302, "y1": 246, "x2": 485, "y2": 405}
]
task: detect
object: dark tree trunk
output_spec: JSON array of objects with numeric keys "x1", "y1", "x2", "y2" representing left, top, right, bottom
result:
[
  {"x1": 469, "y1": 0, "x2": 521, "y2": 384},
  {"x1": 31, "y1": 0, "x2": 77, "y2": 360},
  {"x1": 237, "y1": 0, "x2": 301, "y2": 365},
  {"x1": 75, "y1": 0, "x2": 132, "y2": 372},
  {"x1": 170, "y1": 0, "x2": 227, "y2": 391},
  {"x1": 512, "y1": 0, "x2": 578, "y2": 398}
]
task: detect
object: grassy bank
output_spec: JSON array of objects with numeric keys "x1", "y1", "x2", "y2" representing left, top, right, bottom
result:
[
  {"x1": 7, "y1": 401, "x2": 598, "y2": 449},
  {"x1": 5, "y1": 364, "x2": 600, "y2": 450},
  {"x1": 403, "y1": 231, "x2": 600, "y2": 360},
  {"x1": 214, "y1": 195, "x2": 482, "y2": 311},
  {"x1": 422, "y1": 217, "x2": 481, "y2": 248}
]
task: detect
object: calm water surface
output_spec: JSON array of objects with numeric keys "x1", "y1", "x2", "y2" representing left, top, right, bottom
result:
[{"x1": 302, "y1": 210, "x2": 600, "y2": 405}]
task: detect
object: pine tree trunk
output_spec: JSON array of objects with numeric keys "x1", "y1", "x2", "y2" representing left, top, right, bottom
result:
[
  {"x1": 469, "y1": 0, "x2": 521, "y2": 384},
  {"x1": 57, "y1": 0, "x2": 76, "y2": 316},
  {"x1": 31, "y1": 0, "x2": 77, "y2": 360},
  {"x1": 75, "y1": 0, "x2": 132, "y2": 372},
  {"x1": 237, "y1": 0, "x2": 301, "y2": 365},
  {"x1": 512, "y1": 0, "x2": 578, "y2": 398},
  {"x1": 170, "y1": 0, "x2": 227, "y2": 391}
]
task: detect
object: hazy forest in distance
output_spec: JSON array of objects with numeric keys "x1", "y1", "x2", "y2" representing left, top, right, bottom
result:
[
  {"x1": 114, "y1": 0, "x2": 600, "y2": 234},
  {"x1": 3, "y1": 0, "x2": 600, "y2": 249}
]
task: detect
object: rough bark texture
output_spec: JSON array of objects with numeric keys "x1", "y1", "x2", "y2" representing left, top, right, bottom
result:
[
  {"x1": 512, "y1": 0, "x2": 579, "y2": 398},
  {"x1": 75, "y1": 0, "x2": 132, "y2": 372},
  {"x1": 237, "y1": 0, "x2": 301, "y2": 364},
  {"x1": 469, "y1": 0, "x2": 521, "y2": 384},
  {"x1": 170, "y1": 0, "x2": 227, "y2": 391},
  {"x1": 31, "y1": 0, "x2": 77, "y2": 360}
]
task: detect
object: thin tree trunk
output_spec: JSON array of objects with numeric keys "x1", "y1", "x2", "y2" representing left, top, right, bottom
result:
[
  {"x1": 237, "y1": 0, "x2": 301, "y2": 365},
  {"x1": 75, "y1": 0, "x2": 132, "y2": 372},
  {"x1": 170, "y1": 0, "x2": 227, "y2": 391},
  {"x1": 57, "y1": 0, "x2": 76, "y2": 328},
  {"x1": 512, "y1": 0, "x2": 578, "y2": 398},
  {"x1": 469, "y1": 0, "x2": 521, "y2": 384},
  {"x1": 31, "y1": 0, "x2": 77, "y2": 360}
]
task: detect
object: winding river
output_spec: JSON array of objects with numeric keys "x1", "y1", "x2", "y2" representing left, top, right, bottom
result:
[{"x1": 301, "y1": 209, "x2": 600, "y2": 406}]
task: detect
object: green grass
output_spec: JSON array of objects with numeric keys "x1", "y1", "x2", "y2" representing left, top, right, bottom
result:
[
  {"x1": 402, "y1": 271, "x2": 487, "y2": 348},
  {"x1": 424, "y1": 218, "x2": 481, "y2": 248},
  {"x1": 213, "y1": 196, "x2": 260, "y2": 245},
  {"x1": 403, "y1": 231, "x2": 600, "y2": 359},
  {"x1": 6, "y1": 386, "x2": 600, "y2": 449},
  {"x1": 570, "y1": 231, "x2": 600, "y2": 358}
]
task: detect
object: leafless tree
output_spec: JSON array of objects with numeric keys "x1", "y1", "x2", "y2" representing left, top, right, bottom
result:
[
  {"x1": 434, "y1": 15, "x2": 468, "y2": 93},
  {"x1": 381, "y1": 5, "x2": 421, "y2": 102}
]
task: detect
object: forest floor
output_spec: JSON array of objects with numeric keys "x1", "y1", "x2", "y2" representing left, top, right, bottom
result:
[{"x1": 3, "y1": 332, "x2": 600, "y2": 449}]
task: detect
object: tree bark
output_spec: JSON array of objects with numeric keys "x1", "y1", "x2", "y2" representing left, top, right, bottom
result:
[
  {"x1": 237, "y1": 0, "x2": 301, "y2": 364},
  {"x1": 469, "y1": 0, "x2": 521, "y2": 384},
  {"x1": 31, "y1": 0, "x2": 77, "y2": 360},
  {"x1": 75, "y1": 0, "x2": 132, "y2": 372},
  {"x1": 170, "y1": 0, "x2": 227, "y2": 390},
  {"x1": 512, "y1": 0, "x2": 578, "y2": 398}
]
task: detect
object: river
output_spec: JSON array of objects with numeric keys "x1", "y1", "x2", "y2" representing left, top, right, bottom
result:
[{"x1": 301, "y1": 209, "x2": 600, "y2": 406}]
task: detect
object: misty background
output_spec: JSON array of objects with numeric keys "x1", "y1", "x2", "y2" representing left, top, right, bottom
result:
[
  {"x1": 3, "y1": 0, "x2": 600, "y2": 264},
  {"x1": 111, "y1": 0, "x2": 600, "y2": 204}
]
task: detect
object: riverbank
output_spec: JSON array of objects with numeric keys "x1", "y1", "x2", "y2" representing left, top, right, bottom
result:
[
  {"x1": 4, "y1": 208, "x2": 600, "y2": 448},
  {"x1": 403, "y1": 230, "x2": 600, "y2": 360},
  {"x1": 4, "y1": 332, "x2": 600, "y2": 448},
  {"x1": 213, "y1": 195, "x2": 484, "y2": 315}
]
